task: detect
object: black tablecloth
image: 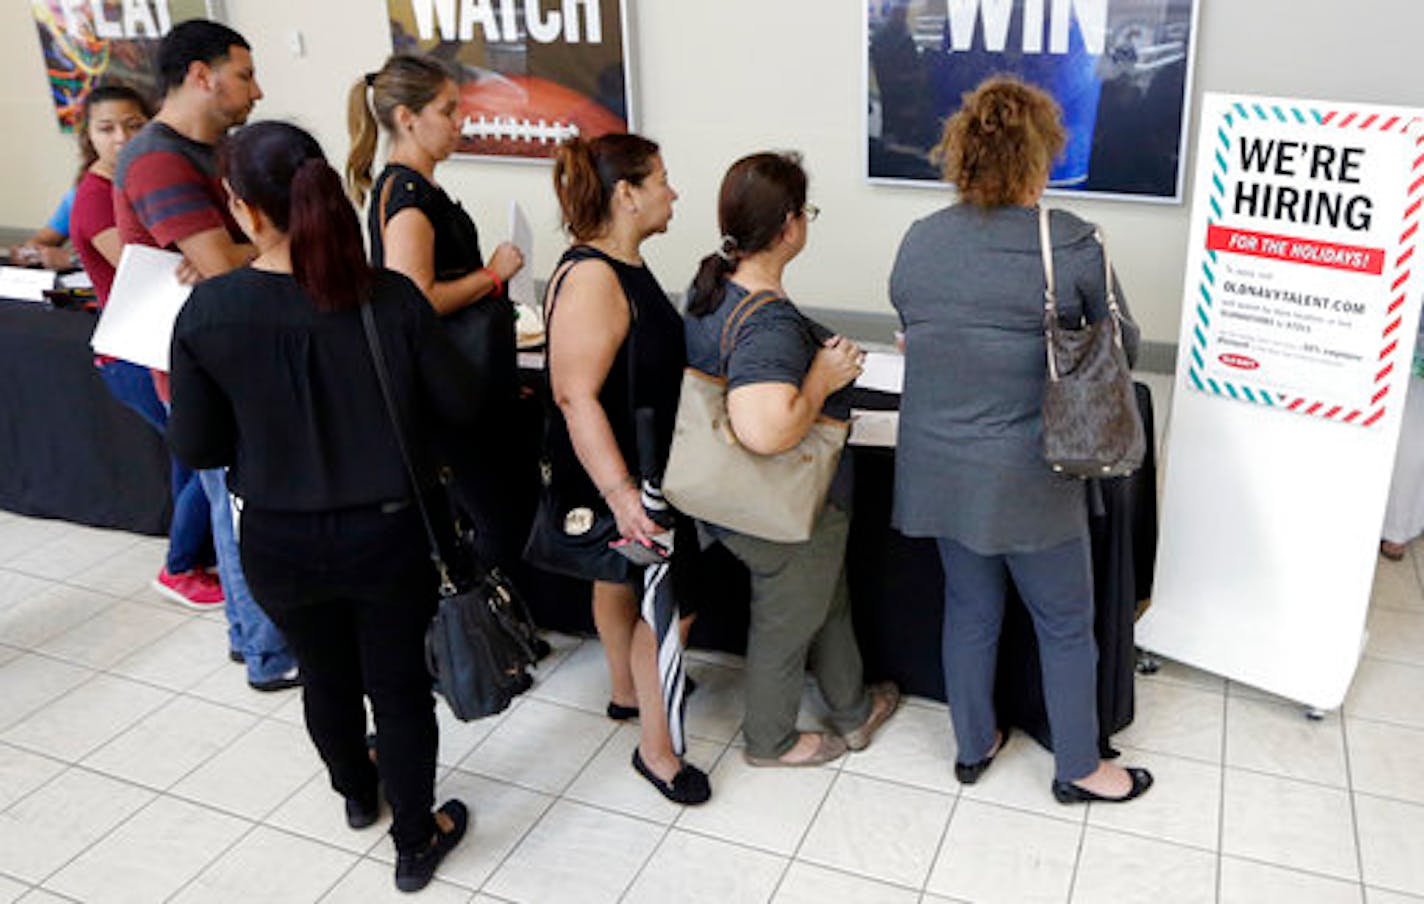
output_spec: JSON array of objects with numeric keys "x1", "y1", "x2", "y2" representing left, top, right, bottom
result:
[{"x1": 0, "y1": 299, "x2": 171, "y2": 534}]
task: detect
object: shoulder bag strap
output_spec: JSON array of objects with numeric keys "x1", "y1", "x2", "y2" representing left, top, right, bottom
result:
[
  {"x1": 359, "y1": 301, "x2": 457, "y2": 596},
  {"x1": 1093, "y1": 226, "x2": 1127, "y2": 349},
  {"x1": 1038, "y1": 206, "x2": 1060, "y2": 381},
  {"x1": 717, "y1": 289, "x2": 781, "y2": 376}
]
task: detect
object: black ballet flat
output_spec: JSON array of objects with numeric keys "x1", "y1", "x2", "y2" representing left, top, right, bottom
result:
[
  {"x1": 954, "y1": 729, "x2": 1008, "y2": 785},
  {"x1": 1052, "y1": 767, "x2": 1154, "y2": 804},
  {"x1": 606, "y1": 701, "x2": 639, "y2": 721},
  {"x1": 606, "y1": 677, "x2": 698, "y2": 722},
  {"x1": 631, "y1": 749, "x2": 711, "y2": 805}
]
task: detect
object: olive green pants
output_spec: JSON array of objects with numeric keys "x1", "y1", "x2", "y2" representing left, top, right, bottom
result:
[{"x1": 721, "y1": 504, "x2": 871, "y2": 758}]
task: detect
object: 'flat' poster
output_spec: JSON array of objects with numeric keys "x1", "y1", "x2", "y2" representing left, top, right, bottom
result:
[
  {"x1": 385, "y1": 0, "x2": 633, "y2": 161},
  {"x1": 866, "y1": 0, "x2": 1198, "y2": 202},
  {"x1": 32, "y1": 0, "x2": 213, "y2": 131}
]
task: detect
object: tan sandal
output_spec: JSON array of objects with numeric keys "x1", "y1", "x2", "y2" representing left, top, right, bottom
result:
[
  {"x1": 744, "y1": 732, "x2": 847, "y2": 768},
  {"x1": 843, "y1": 682, "x2": 902, "y2": 751}
]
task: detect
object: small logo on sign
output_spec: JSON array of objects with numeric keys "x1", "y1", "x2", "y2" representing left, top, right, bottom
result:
[{"x1": 1219, "y1": 353, "x2": 1260, "y2": 371}]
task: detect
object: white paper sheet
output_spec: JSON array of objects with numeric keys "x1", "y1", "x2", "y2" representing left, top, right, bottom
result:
[
  {"x1": 854, "y1": 350, "x2": 904, "y2": 394},
  {"x1": 508, "y1": 200, "x2": 544, "y2": 346},
  {"x1": 0, "y1": 266, "x2": 57, "y2": 303},
  {"x1": 90, "y1": 245, "x2": 191, "y2": 371},
  {"x1": 849, "y1": 409, "x2": 899, "y2": 448}
]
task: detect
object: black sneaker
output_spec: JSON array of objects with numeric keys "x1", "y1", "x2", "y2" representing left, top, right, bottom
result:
[{"x1": 394, "y1": 799, "x2": 468, "y2": 893}]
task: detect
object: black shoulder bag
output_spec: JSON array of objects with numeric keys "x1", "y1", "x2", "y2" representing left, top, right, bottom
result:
[
  {"x1": 521, "y1": 247, "x2": 642, "y2": 584},
  {"x1": 359, "y1": 301, "x2": 538, "y2": 721}
]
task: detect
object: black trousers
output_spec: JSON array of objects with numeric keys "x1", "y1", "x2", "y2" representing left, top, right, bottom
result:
[{"x1": 238, "y1": 500, "x2": 440, "y2": 855}]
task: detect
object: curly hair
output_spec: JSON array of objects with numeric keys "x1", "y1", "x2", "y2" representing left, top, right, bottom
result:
[{"x1": 933, "y1": 76, "x2": 1066, "y2": 207}]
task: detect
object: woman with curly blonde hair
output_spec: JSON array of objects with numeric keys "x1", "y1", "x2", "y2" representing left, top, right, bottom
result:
[{"x1": 889, "y1": 76, "x2": 1153, "y2": 805}]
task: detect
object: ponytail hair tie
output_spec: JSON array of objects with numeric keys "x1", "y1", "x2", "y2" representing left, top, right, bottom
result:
[
  {"x1": 717, "y1": 235, "x2": 738, "y2": 262},
  {"x1": 364, "y1": 72, "x2": 377, "y2": 88}
]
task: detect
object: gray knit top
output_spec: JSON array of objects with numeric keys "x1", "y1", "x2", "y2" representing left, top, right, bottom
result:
[{"x1": 888, "y1": 204, "x2": 1139, "y2": 554}]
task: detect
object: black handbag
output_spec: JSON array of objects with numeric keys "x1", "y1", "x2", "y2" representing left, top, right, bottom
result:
[
  {"x1": 360, "y1": 302, "x2": 537, "y2": 721},
  {"x1": 1037, "y1": 207, "x2": 1146, "y2": 479},
  {"x1": 521, "y1": 247, "x2": 640, "y2": 584}
]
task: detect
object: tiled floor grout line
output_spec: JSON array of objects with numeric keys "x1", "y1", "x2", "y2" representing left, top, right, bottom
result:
[
  {"x1": 459, "y1": 780, "x2": 558, "y2": 898},
  {"x1": 27, "y1": 772, "x2": 165, "y2": 896},
  {"x1": 915, "y1": 783, "x2": 962, "y2": 902},
  {"x1": 612, "y1": 813, "x2": 677, "y2": 903},
  {"x1": 160, "y1": 816, "x2": 266, "y2": 903}
]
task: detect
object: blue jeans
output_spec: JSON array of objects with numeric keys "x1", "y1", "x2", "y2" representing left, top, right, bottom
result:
[
  {"x1": 96, "y1": 360, "x2": 211, "y2": 573},
  {"x1": 937, "y1": 536, "x2": 1100, "y2": 783},
  {"x1": 199, "y1": 468, "x2": 295, "y2": 683}
]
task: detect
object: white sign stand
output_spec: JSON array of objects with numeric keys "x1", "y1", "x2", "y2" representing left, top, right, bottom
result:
[{"x1": 1139, "y1": 93, "x2": 1424, "y2": 710}]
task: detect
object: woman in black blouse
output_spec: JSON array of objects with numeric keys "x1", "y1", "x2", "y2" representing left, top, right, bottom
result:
[
  {"x1": 347, "y1": 54, "x2": 526, "y2": 568},
  {"x1": 168, "y1": 122, "x2": 476, "y2": 893}
]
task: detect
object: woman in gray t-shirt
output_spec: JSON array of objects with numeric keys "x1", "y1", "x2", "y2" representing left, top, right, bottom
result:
[
  {"x1": 683, "y1": 152, "x2": 901, "y2": 767},
  {"x1": 889, "y1": 77, "x2": 1152, "y2": 805}
]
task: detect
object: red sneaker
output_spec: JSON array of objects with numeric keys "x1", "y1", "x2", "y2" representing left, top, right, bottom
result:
[{"x1": 152, "y1": 568, "x2": 225, "y2": 609}]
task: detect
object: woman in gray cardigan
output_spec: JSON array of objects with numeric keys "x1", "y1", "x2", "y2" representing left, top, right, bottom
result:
[{"x1": 888, "y1": 77, "x2": 1152, "y2": 804}]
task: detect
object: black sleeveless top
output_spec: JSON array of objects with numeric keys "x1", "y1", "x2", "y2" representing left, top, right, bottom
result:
[
  {"x1": 542, "y1": 245, "x2": 686, "y2": 511},
  {"x1": 367, "y1": 164, "x2": 518, "y2": 408}
]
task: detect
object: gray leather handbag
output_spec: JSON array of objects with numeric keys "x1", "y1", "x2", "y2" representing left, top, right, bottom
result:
[{"x1": 1037, "y1": 207, "x2": 1146, "y2": 478}]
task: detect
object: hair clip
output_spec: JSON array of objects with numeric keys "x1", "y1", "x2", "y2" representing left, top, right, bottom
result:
[
  {"x1": 364, "y1": 72, "x2": 377, "y2": 87},
  {"x1": 716, "y1": 235, "x2": 738, "y2": 262}
]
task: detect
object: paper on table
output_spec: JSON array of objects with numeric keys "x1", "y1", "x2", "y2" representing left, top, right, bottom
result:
[
  {"x1": 0, "y1": 266, "x2": 57, "y2": 303},
  {"x1": 90, "y1": 245, "x2": 191, "y2": 371},
  {"x1": 58, "y1": 270, "x2": 93, "y2": 291},
  {"x1": 855, "y1": 350, "x2": 904, "y2": 394},
  {"x1": 849, "y1": 409, "x2": 899, "y2": 448},
  {"x1": 507, "y1": 200, "x2": 544, "y2": 346}
]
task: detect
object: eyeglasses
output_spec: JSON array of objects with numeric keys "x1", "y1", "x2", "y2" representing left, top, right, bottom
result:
[{"x1": 802, "y1": 203, "x2": 820, "y2": 222}]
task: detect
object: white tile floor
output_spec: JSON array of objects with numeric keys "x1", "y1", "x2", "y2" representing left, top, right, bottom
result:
[{"x1": 2, "y1": 503, "x2": 1424, "y2": 903}]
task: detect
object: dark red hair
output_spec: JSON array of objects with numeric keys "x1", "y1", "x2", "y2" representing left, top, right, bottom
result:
[{"x1": 221, "y1": 121, "x2": 371, "y2": 311}]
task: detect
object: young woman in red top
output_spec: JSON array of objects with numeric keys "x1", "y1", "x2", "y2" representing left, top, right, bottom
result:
[{"x1": 70, "y1": 84, "x2": 151, "y2": 304}]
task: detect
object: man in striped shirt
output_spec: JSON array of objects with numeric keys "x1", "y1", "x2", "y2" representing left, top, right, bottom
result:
[{"x1": 115, "y1": 19, "x2": 298, "y2": 693}]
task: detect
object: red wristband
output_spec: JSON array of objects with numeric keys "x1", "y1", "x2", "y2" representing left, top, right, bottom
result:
[{"x1": 481, "y1": 266, "x2": 503, "y2": 297}]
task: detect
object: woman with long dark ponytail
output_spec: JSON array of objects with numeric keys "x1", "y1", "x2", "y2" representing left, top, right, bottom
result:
[
  {"x1": 683, "y1": 152, "x2": 900, "y2": 768},
  {"x1": 167, "y1": 121, "x2": 480, "y2": 892}
]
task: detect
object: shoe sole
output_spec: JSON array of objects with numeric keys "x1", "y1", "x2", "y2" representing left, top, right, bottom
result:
[{"x1": 150, "y1": 578, "x2": 225, "y2": 611}]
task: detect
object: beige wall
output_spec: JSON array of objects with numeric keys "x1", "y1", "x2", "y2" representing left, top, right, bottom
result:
[{"x1": 2, "y1": 1, "x2": 1420, "y2": 343}]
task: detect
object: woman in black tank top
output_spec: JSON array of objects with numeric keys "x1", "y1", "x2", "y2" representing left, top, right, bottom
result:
[{"x1": 537, "y1": 134, "x2": 711, "y2": 805}]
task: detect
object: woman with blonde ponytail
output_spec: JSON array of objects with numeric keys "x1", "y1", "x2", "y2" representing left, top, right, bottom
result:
[{"x1": 347, "y1": 54, "x2": 527, "y2": 572}]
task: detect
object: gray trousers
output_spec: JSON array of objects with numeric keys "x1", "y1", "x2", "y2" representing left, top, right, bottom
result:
[
  {"x1": 722, "y1": 504, "x2": 872, "y2": 758},
  {"x1": 936, "y1": 536, "x2": 1100, "y2": 782}
]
